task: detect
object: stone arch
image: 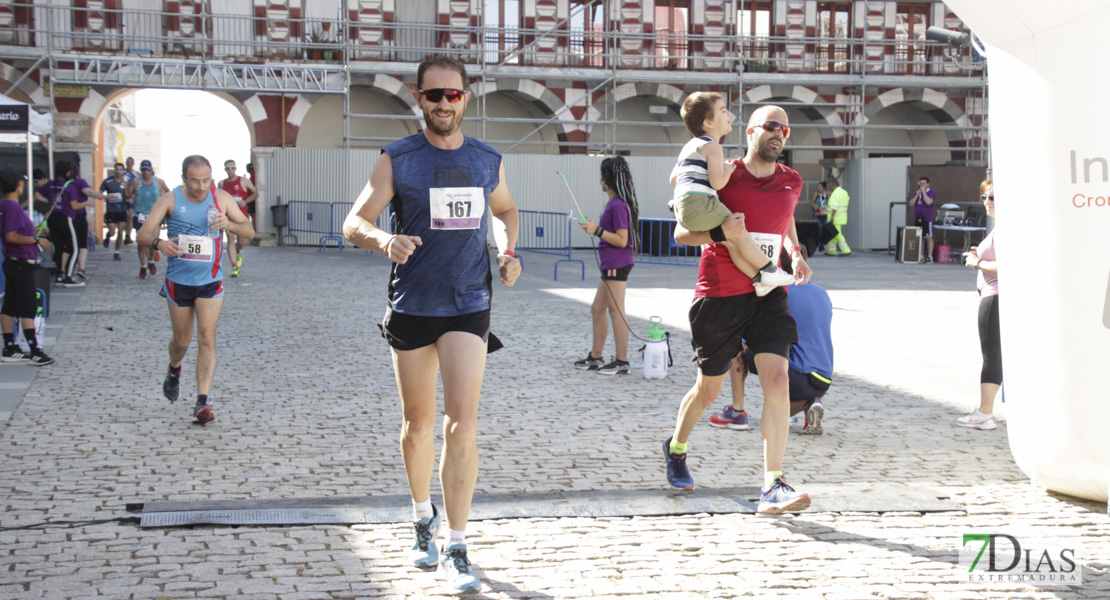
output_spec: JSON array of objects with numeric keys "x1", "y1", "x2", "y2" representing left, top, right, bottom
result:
[
  {"x1": 465, "y1": 78, "x2": 573, "y2": 147},
  {"x1": 87, "y1": 88, "x2": 258, "y2": 171},
  {"x1": 0, "y1": 63, "x2": 45, "y2": 104},
  {"x1": 298, "y1": 74, "x2": 418, "y2": 149},
  {"x1": 741, "y1": 85, "x2": 845, "y2": 153},
  {"x1": 861, "y1": 88, "x2": 971, "y2": 145},
  {"x1": 585, "y1": 82, "x2": 687, "y2": 154}
]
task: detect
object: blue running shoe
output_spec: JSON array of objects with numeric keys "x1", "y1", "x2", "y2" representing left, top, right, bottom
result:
[
  {"x1": 663, "y1": 437, "x2": 695, "y2": 490},
  {"x1": 758, "y1": 476, "x2": 811, "y2": 514},
  {"x1": 439, "y1": 544, "x2": 480, "y2": 593},
  {"x1": 410, "y1": 505, "x2": 441, "y2": 568}
]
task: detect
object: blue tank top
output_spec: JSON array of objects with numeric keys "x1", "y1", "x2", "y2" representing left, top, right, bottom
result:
[
  {"x1": 786, "y1": 283, "x2": 834, "y2": 379},
  {"x1": 165, "y1": 186, "x2": 223, "y2": 286},
  {"x1": 134, "y1": 179, "x2": 161, "y2": 214},
  {"x1": 384, "y1": 133, "x2": 501, "y2": 316}
]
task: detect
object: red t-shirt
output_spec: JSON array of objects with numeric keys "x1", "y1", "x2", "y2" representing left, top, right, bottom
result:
[
  {"x1": 694, "y1": 159, "x2": 802, "y2": 298},
  {"x1": 220, "y1": 177, "x2": 250, "y2": 202}
]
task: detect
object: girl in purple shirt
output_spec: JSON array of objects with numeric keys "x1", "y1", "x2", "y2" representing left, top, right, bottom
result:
[{"x1": 574, "y1": 156, "x2": 641, "y2": 375}]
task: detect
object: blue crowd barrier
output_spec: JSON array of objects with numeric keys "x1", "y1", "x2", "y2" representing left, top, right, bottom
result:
[
  {"x1": 636, "y1": 218, "x2": 701, "y2": 266},
  {"x1": 517, "y1": 209, "x2": 584, "y2": 280},
  {"x1": 329, "y1": 202, "x2": 354, "y2": 250},
  {"x1": 284, "y1": 201, "x2": 341, "y2": 251},
  {"x1": 281, "y1": 201, "x2": 395, "y2": 252}
]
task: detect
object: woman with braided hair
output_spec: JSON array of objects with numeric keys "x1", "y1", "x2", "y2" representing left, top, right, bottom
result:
[{"x1": 574, "y1": 156, "x2": 640, "y2": 375}]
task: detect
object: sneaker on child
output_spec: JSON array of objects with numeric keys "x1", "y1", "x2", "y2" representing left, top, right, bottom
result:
[{"x1": 753, "y1": 266, "x2": 796, "y2": 297}]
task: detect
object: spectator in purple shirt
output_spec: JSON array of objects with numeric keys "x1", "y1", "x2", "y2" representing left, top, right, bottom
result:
[
  {"x1": 34, "y1": 161, "x2": 87, "y2": 287},
  {"x1": 0, "y1": 165, "x2": 54, "y2": 365},
  {"x1": 573, "y1": 156, "x2": 641, "y2": 375},
  {"x1": 910, "y1": 176, "x2": 936, "y2": 263}
]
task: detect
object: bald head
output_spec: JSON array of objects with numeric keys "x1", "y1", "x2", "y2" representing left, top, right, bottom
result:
[
  {"x1": 747, "y1": 105, "x2": 788, "y2": 130},
  {"x1": 745, "y1": 105, "x2": 790, "y2": 166}
]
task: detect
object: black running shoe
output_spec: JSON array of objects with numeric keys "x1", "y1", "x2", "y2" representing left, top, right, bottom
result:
[
  {"x1": 573, "y1": 351, "x2": 605, "y2": 371},
  {"x1": 597, "y1": 359, "x2": 630, "y2": 375},
  {"x1": 27, "y1": 350, "x2": 55, "y2": 366},
  {"x1": 1, "y1": 346, "x2": 30, "y2": 363},
  {"x1": 163, "y1": 368, "x2": 180, "y2": 402}
]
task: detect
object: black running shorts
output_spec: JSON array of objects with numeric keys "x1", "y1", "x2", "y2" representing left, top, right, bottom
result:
[
  {"x1": 159, "y1": 279, "x2": 225, "y2": 307},
  {"x1": 380, "y1": 307, "x2": 501, "y2": 353},
  {"x1": 600, "y1": 264, "x2": 633, "y2": 281},
  {"x1": 689, "y1": 288, "x2": 797, "y2": 377},
  {"x1": 914, "y1": 216, "x2": 933, "y2": 238},
  {"x1": 743, "y1": 348, "x2": 829, "y2": 402},
  {"x1": 2, "y1": 259, "x2": 39, "y2": 319}
]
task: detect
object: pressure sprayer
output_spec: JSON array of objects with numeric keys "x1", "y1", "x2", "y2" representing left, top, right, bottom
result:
[{"x1": 641, "y1": 316, "x2": 672, "y2": 380}]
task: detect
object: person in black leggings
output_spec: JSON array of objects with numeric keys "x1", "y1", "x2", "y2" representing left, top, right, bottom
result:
[{"x1": 957, "y1": 179, "x2": 1000, "y2": 430}]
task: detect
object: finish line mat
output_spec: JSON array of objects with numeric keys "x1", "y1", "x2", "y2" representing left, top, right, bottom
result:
[{"x1": 137, "y1": 484, "x2": 962, "y2": 527}]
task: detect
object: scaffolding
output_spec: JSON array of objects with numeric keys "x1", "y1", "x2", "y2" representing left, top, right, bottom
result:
[{"x1": 2, "y1": 1, "x2": 989, "y2": 179}]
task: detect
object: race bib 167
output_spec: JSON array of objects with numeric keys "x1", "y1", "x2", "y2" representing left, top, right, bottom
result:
[{"x1": 429, "y1": 187, "x2": 485, "y2": 230}]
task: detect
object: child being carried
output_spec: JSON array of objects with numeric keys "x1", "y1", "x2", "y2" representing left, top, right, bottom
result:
[{"x1": 670, "y1": 92, "x2": 796, "y2": 296}]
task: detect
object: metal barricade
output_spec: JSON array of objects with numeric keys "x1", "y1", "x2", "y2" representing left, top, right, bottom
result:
[
  {"x1": 517, "y1": 210, "x2": 584, "y2": 281},
  {"x1": 636, "y1": 218, "x2": 700, "y2": 266},
  {"x1": 327, "y1": 202, "x2": 395, "y2": 254},
  {"x1": 284, "y1": 201, "x2": 341, "y2": 250},
  {"x1": 331, "y1": 202, "x2": 354, "y2": 250}
]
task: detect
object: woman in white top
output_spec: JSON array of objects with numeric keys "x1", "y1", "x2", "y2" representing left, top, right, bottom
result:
[{"x1": 957, "y1": 179, "x2": 1000, "y2": 430}]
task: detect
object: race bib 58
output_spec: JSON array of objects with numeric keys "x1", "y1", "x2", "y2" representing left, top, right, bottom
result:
[{"x1": 178, "y1": 234, "x2": 213, "y2": 262}]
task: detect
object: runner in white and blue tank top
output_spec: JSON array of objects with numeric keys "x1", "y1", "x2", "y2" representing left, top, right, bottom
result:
[{"x1": 137, "y1": 155, "x2": 254, "y2": 426}]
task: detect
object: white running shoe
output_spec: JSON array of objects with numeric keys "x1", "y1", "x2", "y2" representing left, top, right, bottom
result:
[
  {"x1": 956, "y1": 409, "x2": 997, "y2": 430},
  {"x1": 753, "y1": 267, "x2": 796, "y2": 297}
]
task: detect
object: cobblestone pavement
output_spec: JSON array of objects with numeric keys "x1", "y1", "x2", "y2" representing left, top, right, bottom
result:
[{"x1": 0, "y1": 245, "x2": 1105, "y2": 599}]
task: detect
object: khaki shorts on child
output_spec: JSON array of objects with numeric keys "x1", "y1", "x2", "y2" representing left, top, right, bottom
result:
[{"x1": 671, "y1": 192, "x2": 734, "y2": 232}]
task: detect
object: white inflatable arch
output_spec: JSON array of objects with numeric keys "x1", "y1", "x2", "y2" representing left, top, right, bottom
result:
[{"x1": 944, "y1": 1, "x2": 1110, "y2": 503}]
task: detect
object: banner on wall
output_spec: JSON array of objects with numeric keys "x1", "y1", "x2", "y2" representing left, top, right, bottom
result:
[
  {"x1": 116, "y1": 127, "x2": 161, "y2": 173},
  {"x1": 943, "y1": 1, "x2": 1110, "y2": 502}
]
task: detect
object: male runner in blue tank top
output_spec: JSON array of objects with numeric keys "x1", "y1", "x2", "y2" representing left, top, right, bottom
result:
[
  {"x1": 137, "y1": 155, "x2": 254, "y2": 424},
  {"x1": 343, "y1": 56, "x2": 521, "y2": 594},
  {"x1": 126, "y1": 160, "x2": 170, "y2": 279}
]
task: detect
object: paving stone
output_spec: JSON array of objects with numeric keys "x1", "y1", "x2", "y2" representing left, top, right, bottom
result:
[{"x1": 0, "y1": 248, "x2": 1105, "y2": 599}]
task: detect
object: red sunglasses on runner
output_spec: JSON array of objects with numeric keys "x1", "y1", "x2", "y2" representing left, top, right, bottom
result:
[
  {"x1": 419, "y1": 88, "x2": 466, "y2": 103},
  {"x1": 754, "y1": 120, "x2": 791, "y2": 138}
]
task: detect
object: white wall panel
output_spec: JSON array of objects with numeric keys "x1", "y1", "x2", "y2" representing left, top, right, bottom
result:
[{"x1": 263, "y1": 149, "x2": 681, "y2": 249}]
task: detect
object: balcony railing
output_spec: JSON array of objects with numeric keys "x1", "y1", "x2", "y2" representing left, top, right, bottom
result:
[{"x1": 1, "y1": 4, "x2": 981, "y2": 77}]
